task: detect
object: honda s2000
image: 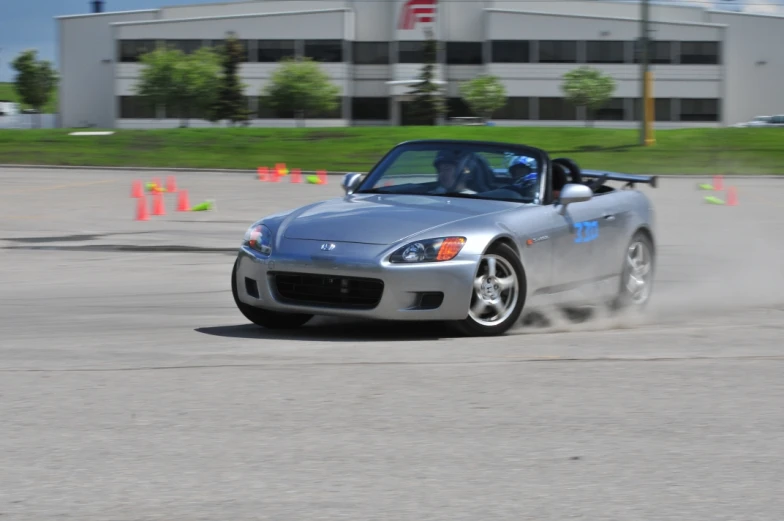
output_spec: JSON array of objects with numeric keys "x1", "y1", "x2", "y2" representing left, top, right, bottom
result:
[{"x1": 232, "y1": 139, "x2": 657, "y2": 336}]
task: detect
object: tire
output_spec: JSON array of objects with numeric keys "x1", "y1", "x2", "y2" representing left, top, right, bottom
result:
[
  {"x1": 231, "y1": 259, "x2": 313, "y2": 329},
  {"x1": 450, "y1": 242, "x2": 527, "y2": 337},
  {"x1": 610, "y1": 230, "x2": 655, "y2": 312}
]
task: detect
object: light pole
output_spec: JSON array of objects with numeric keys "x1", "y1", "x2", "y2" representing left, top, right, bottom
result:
[{"x1": 639, "y1": 0, "x2": 654, "y2": 146}]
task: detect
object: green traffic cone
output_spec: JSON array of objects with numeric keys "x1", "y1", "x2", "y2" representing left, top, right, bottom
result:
[
  {"x1": 704, "y1": 196, "x2": 725, "y2": 205},
  {"x1": 191, "y1": 200, "x2": 214, "y2": 212},
  {"x1": 697, "y1": 183, "x2": 713, "y2": 190},
  {"x1": 306, "y1": 175, "x2": 322, "y2": 184}
]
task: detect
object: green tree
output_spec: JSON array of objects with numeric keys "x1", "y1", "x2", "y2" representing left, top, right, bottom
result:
[
  {"x1": 212, "y1": 33, "x2": 251, "y2": 126},
  {"x1": 406, "y1": 28, "x2": 446, "y2": 126},
  {"x1": 11, "y1": 49, "x2": 59, "y2": 128},
  {"x1": 170, "y1": 48, "x2": 222, "y2": 127},
  {"x1": 561, "y1": 66, "x2": 616, "y2": 127},
  {"x1": 135, "y1": 46, "x2": 221, "y2": 127},
  {"x1": 260, "y1": 57, "x2": 340, "y2": 127},
  {"x1": 459, "y1": 75, "x2": 507, "y2": 123},
  {"x1": 135, "y1": 46, "x2": 182, "y2": 119}
]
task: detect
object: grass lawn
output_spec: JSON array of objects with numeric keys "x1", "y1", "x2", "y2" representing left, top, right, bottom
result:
[
  {"x1": 0, "y1": 126, "x2": 782, "y2": 174},
  {"x1": 0, "y1": 82, "x2": 58, "y2": 114}
]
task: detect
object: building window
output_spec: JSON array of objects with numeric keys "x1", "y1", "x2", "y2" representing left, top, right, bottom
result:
[
  {"x1": 538, "y1": 97, "x2": 576, "y2": 120},
  {"x1": 634, "y1": 98, "x2": 673, "y2": 121},
  {"x1": 161, "y1": 40, "x2": 203, "y2": 54},
  {"x1": 208, "y1": 39, "x2": 250, "y2": 61},
  {"x1": 304, "y1": 40, "x2": 343, "y2": 62},
  {"x1": 353, "y1": 42, "x2": 389, "y2": 65},
  {"x1": 257, "y1": 97, "x2": 294, "y2": 119},
  {"x1": 538, "y1": 41, "x2": 577, "y2": 63},
  {"x1": 117, "y1": 40, "x2": 157, "y2": 63},
  {"x1": 494, "y1": 97, "x2": 531, "y2": 120},
  {"x1": 633, "y1": 40, "x2": 674, "y2": 64},
  {"x1": 118, "y1": 96, "x2": 156, "y2": 118},
  {"x1": 352, "y1": 97, "x2": 389, "y2": 120},
  {"x1": 447, "y1": 98, "x2": 474, "y2": 118},
  {"x1": 679, "y1": 41, "x2": 720, "y2": 64},
  {"x1": 256, "y1": 40, "x2": 296, "y2": 62},
  {"x1": 490, "y1": 40, "x2": 530, "y2": 63},
  {"x1": 679, "y1": 98, "x2": 719, "y2": 121},
  {"x1": 446, "y1": 42, "x2": 483, "y2": 65},
  {"x1": 309, "y1": 97, "x2": 343, "y2": 119},
  {"x1": 398, "y1": 41, "x2": 426, "y2": 63},
  {"x1": 593, "y1": 98, "x2": 625, "y2": 120},
  {"x1": 586, "y1": 41, "x2": 626, "y2": 64}
]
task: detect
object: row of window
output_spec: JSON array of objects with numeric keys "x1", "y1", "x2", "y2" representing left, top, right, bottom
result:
[
  {"x1": 117, "y1": 96, "x2": 719, "y2": 122},
  {"x1": 117, "y1": 39, "x2": 721, "y2": 65}
]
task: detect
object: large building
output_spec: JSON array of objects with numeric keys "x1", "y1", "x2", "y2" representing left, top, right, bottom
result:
[{"x1": 56, "y1": 0, "x2": 784, "y2": 129}]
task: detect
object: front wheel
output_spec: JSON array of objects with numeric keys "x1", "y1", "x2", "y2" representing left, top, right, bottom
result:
[
  {"x1": 231, "y1": 259, "x2": 313, "y2": 329},
  {"x1": 450, "y1": 243, "x2": 526, "y2": 337}
]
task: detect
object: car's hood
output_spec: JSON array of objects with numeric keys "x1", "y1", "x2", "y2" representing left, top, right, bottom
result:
[{"x1": 279, "y1": 194, "x2": 516, "y2": 245}]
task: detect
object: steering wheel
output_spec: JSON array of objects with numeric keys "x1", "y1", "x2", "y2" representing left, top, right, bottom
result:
[{"x1": 553, "y1": 157, "x2": 582, "y2": 185}]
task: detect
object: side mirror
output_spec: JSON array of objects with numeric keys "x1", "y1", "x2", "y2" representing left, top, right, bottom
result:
[
  {"x1": 342, "y1": 172, "x2": 363, "y2": 195},
  {"x1": 556, "y1": 183, "x2": 592, "y2": 214}
]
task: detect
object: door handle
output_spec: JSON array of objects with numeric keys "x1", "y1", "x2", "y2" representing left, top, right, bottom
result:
[{"x1": 602, "y1": 213, "x2": 615, "y2": 221}]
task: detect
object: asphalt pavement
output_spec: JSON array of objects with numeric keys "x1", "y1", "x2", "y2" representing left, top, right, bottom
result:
[{"x1": 1, "y1": 167, "x2": 783, "y2": 520}]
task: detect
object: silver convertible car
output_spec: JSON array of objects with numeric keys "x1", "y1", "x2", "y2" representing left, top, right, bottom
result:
[{"x1": 232, "y1": 139, "x2": 657, "y2": 336}]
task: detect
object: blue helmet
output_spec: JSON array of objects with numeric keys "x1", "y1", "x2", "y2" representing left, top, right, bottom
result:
[{"x1": 508, "y1": 155, "x2": 537, "y2": 170}]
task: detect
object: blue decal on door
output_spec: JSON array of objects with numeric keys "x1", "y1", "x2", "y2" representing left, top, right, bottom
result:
[{"x1": 574, "y1": 220, "x2": 599, "y2": 243}]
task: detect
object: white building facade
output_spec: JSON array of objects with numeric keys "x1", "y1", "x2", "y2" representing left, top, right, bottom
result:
[{"x1": 56, "y1": 0, "x2": 784, "y2": 129}]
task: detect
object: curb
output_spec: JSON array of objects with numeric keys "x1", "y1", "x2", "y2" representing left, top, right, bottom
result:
[{"x1": 2, "y1": 164, "x2": 784, "y2": 179}]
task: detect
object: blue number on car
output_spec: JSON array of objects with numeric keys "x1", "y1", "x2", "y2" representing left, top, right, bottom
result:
[{"x1": 574, "y1": 220, "x2": 599, "y2": 243}]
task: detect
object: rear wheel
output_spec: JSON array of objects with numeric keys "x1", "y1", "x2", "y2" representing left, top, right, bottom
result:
[
  {"x1": 610, "y1": 231, "x2": 655, "y2": 312},
  {"x1": 231, "y1": 259, "x2": 313, "y2": 329},
  {"x1": 451, "y1": 242, "x2": 526, "y2": 337}
]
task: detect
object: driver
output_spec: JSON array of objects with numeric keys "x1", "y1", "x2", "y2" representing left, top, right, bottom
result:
[{"x1": 431, "y1": 150, "x2": 477, "y2": 194}]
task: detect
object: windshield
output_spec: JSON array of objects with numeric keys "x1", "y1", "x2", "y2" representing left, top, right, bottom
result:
[{"x1": 356, "y1": 142, "x2": 545, "y2": 204}]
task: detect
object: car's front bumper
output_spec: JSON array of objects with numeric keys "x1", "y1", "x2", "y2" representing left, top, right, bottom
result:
[{"x1": 233, "y1": 239, "x2": 480, "y2": 321}]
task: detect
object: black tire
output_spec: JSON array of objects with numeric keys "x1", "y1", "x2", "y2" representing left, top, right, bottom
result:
[
  {"x1": 450, "y1": 242, "x2": 527, "y2": 337},
  {"x1": 610, "y1": 230, "x2": 655, "y2": 312},
  {"x1": 231, "y1": 259, "x2": 313, "y2": 329}
]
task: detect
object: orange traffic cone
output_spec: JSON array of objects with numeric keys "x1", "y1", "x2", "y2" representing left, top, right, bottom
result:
[
  {"x1": 177, "y1": 189, "x2": 190, "y2": 211},
  {"x1": 291, "y1": 168, "x2": 301, "y2": 183},
  {"x1": 726, "y1": 186, "x2": 738, "y2": 206},
  {"x1": 317, "y1": 170, "x2": 327, "y2": 184},
  {"x1": 152, "y1": 190, "x2": 165, "y2": 216},
  {"x1": 131, "y1": 180, "x2": 143, "y2": 198},
  {"x1": 257, "y1": 166, "x2": 269, "y2": 181},
  {"x1": 166, "y1": 175, "x2": 177, "y2": 193},
  {"x1": 136, "y1": 195, "x2": 149, "y2": 221},
  {"x1": 713, "y1": 175, "x2": 724, "y2": 191}
]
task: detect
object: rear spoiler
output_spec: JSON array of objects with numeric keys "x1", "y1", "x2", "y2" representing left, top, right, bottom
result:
[{"x1": 580, "y1": 169, "x2": 658, "y2": 189}]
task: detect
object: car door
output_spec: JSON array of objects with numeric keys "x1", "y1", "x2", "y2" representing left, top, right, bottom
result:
[{"x1": 549, "y1": 194, "x2": 615, "y2": 293}]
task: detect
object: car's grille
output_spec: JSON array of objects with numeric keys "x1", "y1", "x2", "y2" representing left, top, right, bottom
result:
[{"x1": 270, "y1": 272, "x2": 384, "y2": 309}]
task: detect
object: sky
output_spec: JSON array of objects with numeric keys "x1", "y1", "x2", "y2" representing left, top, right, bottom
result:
[{"x1": 1, "y1": 0, "x2": 782, "y2": 82}]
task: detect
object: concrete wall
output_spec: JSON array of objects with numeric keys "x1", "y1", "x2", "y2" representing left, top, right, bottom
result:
[
  {"x1": 704, "y1": 11, "x2": 784, "y2": 124},
  {"x1": 57, "y1": 10, "x2": 159, "y2": 128}
]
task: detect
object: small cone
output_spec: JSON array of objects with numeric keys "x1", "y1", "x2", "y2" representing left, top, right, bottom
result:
[
  {"x1": 275, "y1": 163, "x2": 288, "y2": 178},
  {"x1": 317, "y1": 169, "x2": 327, "y2": 184},
  {"x1": 136, "y1": 195, "x2": 149, "y2": 221},
  {"x1": 191, "y1": 200, "x2": 214, "y2": 212},
  {"x1": 697, "y1": 183, "x2": 713, "y2": 190},
  {"x1": 713, "y1": 175, "x2": 724, "y2": 191},
  {"x1": 166, "y1": 175, "x2": 177, "y2": 193},
  {"x1": 177, "y1": 189, "x2": 190, "y2": 211},
  {"x1": 704, "y1": 195, "x2": 725, "y2": 205},
  {"x1": 152, "y1": 190, "x2": 166, "y2": 215},
  {"x1": 131, "y1": 180, "x2": 143, "y2": 198},
  {"x1": 306, "y1": 175, "x2": 322, "y2": 184},
  {"x1": 257, "y1": 166, "x2": 269, "y2": 181},
  {"x1": 726, "y1": 186, "x2": 738, "y2": 206},
  {"x1": 291, "y1": 168, "x2": 302, "y2": 183}
]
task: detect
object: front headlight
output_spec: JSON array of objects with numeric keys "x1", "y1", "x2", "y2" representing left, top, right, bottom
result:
[
  {"x1": 389, "y1": 236, "x2": 466, "y2": 263},
  {"x1": 243, "y1": 223, "x2": 272, "y2": 255}
]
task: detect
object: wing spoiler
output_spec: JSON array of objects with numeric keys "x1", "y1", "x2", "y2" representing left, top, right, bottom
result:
[{"x1": 580, "y1": 169, "x2": 658, "y2": 189}]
